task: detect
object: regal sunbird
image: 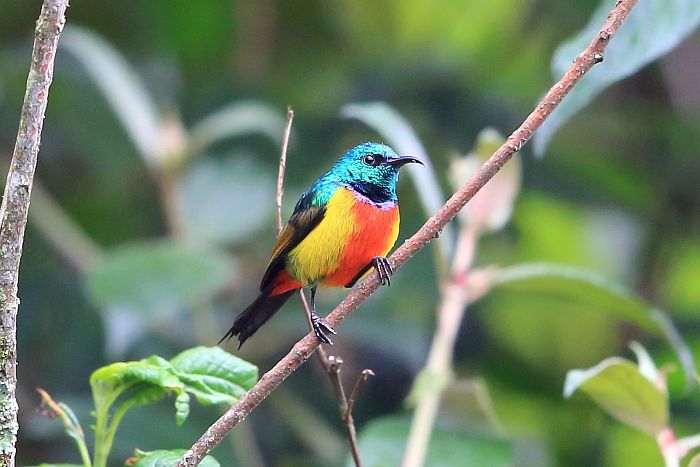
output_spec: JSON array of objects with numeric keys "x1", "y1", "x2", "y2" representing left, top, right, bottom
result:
[{"x1": 222, "y1": 142, "x2": 422, "y2": 347}]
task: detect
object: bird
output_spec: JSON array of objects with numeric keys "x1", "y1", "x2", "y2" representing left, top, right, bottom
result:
[{"x1": 221, "y1": 142, "x2": 422, "y2": 348}]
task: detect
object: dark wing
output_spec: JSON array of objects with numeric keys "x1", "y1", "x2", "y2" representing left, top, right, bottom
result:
[{"x1": 260, "y1": 200, "x2": 326, "y2": 290}]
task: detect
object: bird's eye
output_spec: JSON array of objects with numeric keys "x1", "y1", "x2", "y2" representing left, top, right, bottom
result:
[{"x1": 363, "y1": 154, "x2": 381, "y2": 166}]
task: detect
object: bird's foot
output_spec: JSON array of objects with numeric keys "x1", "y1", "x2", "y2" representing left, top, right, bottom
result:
[
  {"x1": 311, "y1": 312, "x2": 337, "y2": 345},
  {"x1": 372, "y1": 256, "x2": 394, "y2": 286}
]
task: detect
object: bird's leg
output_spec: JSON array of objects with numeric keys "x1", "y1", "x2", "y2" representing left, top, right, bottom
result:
[
  {"x1": 309, "y1": 286, "x2": 337, "y2": 345},
  {"x1": 372, "y1": 256, "x2": 394, "y2": 286}
]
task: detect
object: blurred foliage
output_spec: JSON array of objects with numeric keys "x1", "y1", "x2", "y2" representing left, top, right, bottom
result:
[{"x1": 1, "y1": 0, "x2": 700, "y2": 466}]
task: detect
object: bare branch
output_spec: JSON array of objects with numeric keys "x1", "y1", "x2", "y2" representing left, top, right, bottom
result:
[
  {"x1": 0, "y1": 1, "x2": 69, "y2": 464},
  {"x1": 276, "y1": 107, "x2": 294, "y2": 234},
  {"x1": 347, "y1": 369, "x2": 375, "y2": 420},
  {"x1": 178, "y1": 1, "x2": 638, "y2": 464}
]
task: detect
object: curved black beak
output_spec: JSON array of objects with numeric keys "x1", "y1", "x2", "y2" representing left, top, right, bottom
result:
[{"x1": 386, "y1": 155, "x2": 424, "y2": 168}]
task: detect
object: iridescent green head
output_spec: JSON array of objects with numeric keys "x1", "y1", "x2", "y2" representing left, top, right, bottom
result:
[{"x1": 324, "y1": 142, "x2": 423, "y2": 203}]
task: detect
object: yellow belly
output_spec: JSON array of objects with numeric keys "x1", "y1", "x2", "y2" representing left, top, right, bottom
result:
[{"x1": 287, "y1": 188, "x2": 358, "y2": 284}]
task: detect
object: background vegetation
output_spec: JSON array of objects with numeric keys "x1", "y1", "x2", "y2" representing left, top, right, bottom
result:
[{"x1": 1, "y1": 0, "x2": 700, "y2": 465}]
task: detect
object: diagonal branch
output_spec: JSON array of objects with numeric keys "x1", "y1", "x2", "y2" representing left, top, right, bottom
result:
[
  {"x1": 178, "y1": 1, "x2": 638, "y2": 464},
  {"x1": 0, "y1": 0, "x2": 69, "y2": 464}
]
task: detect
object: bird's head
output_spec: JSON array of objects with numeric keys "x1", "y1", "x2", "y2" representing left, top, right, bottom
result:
[{"x1": 329, "y1": 142, "x2": 423, "y2": 202}]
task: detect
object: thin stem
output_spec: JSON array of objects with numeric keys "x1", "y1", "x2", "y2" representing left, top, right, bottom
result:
[
  {"x1": 0, "y1": 1, "x2": 69, "y2": 463},
  {"x1": 346, "y1": 370, "x2": 374, "y2": 420},
  {"x1": 401, "y1": 222, "x2": 481, "y2": 467},
  {"x1": 178, "y1": 2, "x2": 638, "y2": 463},
  {"x1": 276, "y1": 107, "x2": 294, "y2": 233},
  {"x1": 36, "y1": 388, "x2": 92, "y2": 467}
]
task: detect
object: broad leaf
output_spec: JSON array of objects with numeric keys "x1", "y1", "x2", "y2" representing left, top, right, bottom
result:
[
  {"x1": 688, "y1": 453, "x2": 700, "y2": 467},
  {"x1": 187, "y1": 101, "x2": 286, "y2": 156},
  {"x1": 534, "y1": 0, "x2": 700, "y2": 154},
  {"x1": 61, "y1": 26, "x2": 162, "y2": 167},
  {"x1": 85, "y1": 241, "x2": 234, "y2": 315},
  {"x1": 171, "y1": 346, "x2": 259, "y2": 405},
  {"x1": 134, "y1": 449, "x2": 220, "y2": 467},
  {"x1": 489, "y1": 262, "x2": 695, "y2": 385},
  {"x1": 351, "y1": 416, "x2": 512, "y2": 467},
  {"x1": 564, "y1": 357, "x2": 668, "y2": 436},
  {"x1": 91, "y1": 355, "x2": 182, "y2": 418},
  {"x1": 91, "y1": 347, "x2": 257, "y2": 426},
  {"x1": 179, "y1": 158, "x2": 275, "y2": 246}
]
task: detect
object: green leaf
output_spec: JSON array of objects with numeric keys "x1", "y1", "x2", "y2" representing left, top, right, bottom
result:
[
  {"x1": 171, "y1": 346, "x2": 259, "y2": 405},
  {"x1": 134, "y1": 449, "x2": 220, "y2": 467},
  {"x1": 662, "y1": 241, "x2": 700, "y2": 315},
  {"x1": 489, "y1": 262, "x2": 696, "y2": 386},
  {"x1": 352, "y1": 416, "x2": 512, "y2": 467},
  {"x1": 688, "y1": 453, "x2": 700, "y2": 467},
  {"x1": 90, "y1": 355, "x2": 182, "y2": 414},
  {"x1": 187, "y1": 101, "x2": 286, "y2": 156},
  {"x1": 30, "y1": 464, "x2": 84, "y2": 467},
  {"x1": 534, "y1": 0, "x2": 700, "y2": 155},
  {"x1": 85, "y1": 241, "x2": 234, "y2": 315},
  {"x1": 564, "y1": 357, "x2": 669, "y2": 435},
  {"x1": 61, "y1": 26, "x2": 162, "y2": 166},
  {"x1": 179, "y1": 158, "x2": 275, "y2": 246}
]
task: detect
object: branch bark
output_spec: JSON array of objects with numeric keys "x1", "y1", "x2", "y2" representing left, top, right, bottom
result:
[
  {"x1": 178, "y1": 1, "x2": 638, "y2": 464},
  {"x1": 0, "y1": 1, "x2": 69, "y2": 465}
]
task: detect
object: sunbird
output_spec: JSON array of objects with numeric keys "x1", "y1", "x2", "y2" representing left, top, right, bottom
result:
[{"x1": 222, "y1": 142, "x2": 422, "y2": 347}]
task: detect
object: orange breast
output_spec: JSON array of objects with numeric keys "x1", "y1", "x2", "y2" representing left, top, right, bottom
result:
[{"x1": 321, "y1": 198, "x2": 400, "y2": 288}]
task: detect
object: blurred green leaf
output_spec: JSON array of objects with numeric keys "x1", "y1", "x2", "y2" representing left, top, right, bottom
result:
[
  {"x1": 564, "y1": 357, "x2": 668, "y2": 436},
  {"x1": 351, "y1": 416, "x2": 512, "y2": 467},
  {"x1": 490, "y1": 262, "x2": 695, "y2": 385},
  {"x1": 85, "y1": 241, "x2": 234, "y2": 315},
  {"x1": 133, "y1": 449, "x2": 220, "y2": 467},
  {"x1": 342, "y1": 102, "x2": 452, "y2": 262},
  {"x1": 628, "y1": 341, "x2": 662, "y2": 388},
  {"x1": 663, "y1": 241, "x2": 700, "y2": 315},
  {"x1": 61, "y1": 26, "x2": 162, "y2": 167},
  {"x1": 603, "y1": 423, "x2": 664, "y2": 467},
  {"x1": 31, "y1": 465, "x2": 83, "y2": 467},
  {"x1": 179, "y1": 158, "x2": 275, "y2": 246},
  {"x1": 534, "y1": 0, "x2": 700, "y2": 154},
  {"x1": 170, "y1": 346, "x2": 259, "y2": 405},
  {"x1": 187, "y1": 101, "x2": 286, "y2": 157}
]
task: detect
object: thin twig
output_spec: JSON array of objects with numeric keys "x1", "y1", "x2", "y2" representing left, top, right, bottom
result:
[
  {"x1": 273, "y1": 105, "x2": 368, "y2": 465},
  {"x1": 346, "y1": 370, "x2": 374, "y2": 420},
  {"x1": 401, "y1": 225, "x2": 479, "y2": 467},
  {"x1": 276, "y1": 107, "x2": 294, "y2": 233},
  {"x1": 0, "y1": 1, "x2": 69, "y2": 464},
  {"x1": 178, "y1": 2, "x2": 638, "y2": 464}
]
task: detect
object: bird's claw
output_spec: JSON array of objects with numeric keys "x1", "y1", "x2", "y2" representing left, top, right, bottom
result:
[
  {"x1": 312, "y1": 315, "x2": 337, "y2": 345},
  {"x1": 372, "y1": 256, "x2": 394, "y2": 286}
]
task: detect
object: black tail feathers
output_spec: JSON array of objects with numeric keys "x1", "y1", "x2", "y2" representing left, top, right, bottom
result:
[{"x1": 220, "y1": 287, "x2": 297, "y2": 348}]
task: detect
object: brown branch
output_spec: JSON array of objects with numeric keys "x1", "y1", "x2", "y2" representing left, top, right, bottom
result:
[
  {"x1": 178, "y1": 1, "x2": 638, "y2": 464},
  {"x1": 275, "y1": 107, "x2": 294, "y2": 233},
  {"x1": 0, "y1": 1, "x2": 69, "y2": 464},
  {"x1": 273, "y1": 105, "x2": 369, "y2": 466}
]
